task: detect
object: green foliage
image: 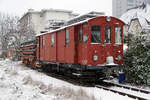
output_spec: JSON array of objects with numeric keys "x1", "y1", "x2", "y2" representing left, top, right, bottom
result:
[{"x1": 124, "y1": 33, "x2": 150, "y2": 85}]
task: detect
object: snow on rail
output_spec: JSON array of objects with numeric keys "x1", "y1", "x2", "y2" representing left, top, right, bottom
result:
[
  {"x1": 103, "y1": 80, "x2": 150, "y2": 94},
  {"x1": 96, "y1": 85, "x2": 149, "y2": 100},
  {"x1": 102, "y1": 80, "x2": 150, "y2": 100}
]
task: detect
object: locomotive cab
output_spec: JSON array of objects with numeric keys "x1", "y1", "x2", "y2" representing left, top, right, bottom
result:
[
  {"x1": 76, "y1": 16, "x2": 124, "y2": 79},
  {"x1": 90, "y1": 16, "x2": 123, "y2": 66}
]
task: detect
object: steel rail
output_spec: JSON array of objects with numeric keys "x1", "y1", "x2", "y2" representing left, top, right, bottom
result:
[
  {"x1": 95, "y1": 85, "x2": 149, "y2": 100},
  {"x1": 103, "y1": 80, "x2": 150, "y2": 94}
]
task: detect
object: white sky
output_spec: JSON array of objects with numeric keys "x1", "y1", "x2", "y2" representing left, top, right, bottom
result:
[{"x1": 0, "y1": 0, "x2": 112, "y2": 17}]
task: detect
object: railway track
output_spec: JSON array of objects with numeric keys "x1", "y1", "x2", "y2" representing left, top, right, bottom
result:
[
  {"x1": 39, "y1": 68, "x2": 150, "y2": 100},
  {"x1": 27, "y1": 65, "x2": 150, "y2": 100},
  {"x1": 96, "y1": 81, "x2": 150, "y2": 100},
  {"x1": 103, "y1": 80, "x2": 150, "y2": 94}
]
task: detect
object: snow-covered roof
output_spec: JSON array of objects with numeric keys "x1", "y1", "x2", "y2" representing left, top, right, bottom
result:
[
  {"x1": 120, "y1": 4, "x2": 150, "y2": 29},
  {"x1": 41, "y1": 8, "x2": 73, "y2": 13},
  {"x1": 36, "y1": 18, "x2": 91, "y2": 36},
  {"x1": 36, "y1": 12, "x2": 105, "y2": 37},
  {"x1": 66, "y1": 11, "x2": 105, "y2": 25},
  {"x1": 20, "y1": 9, "x2": 78, "y2": 22}
]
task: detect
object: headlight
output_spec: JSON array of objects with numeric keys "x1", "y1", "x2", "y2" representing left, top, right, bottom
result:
[
  {"x1": 93, "y1": 55, "x2": 98, "y2": 61},
  {"x1": 106, "y1": 56, "x2": 114, "y2": 64}
]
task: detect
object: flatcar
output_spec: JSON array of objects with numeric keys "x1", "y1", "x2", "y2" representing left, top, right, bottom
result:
[{"x1": 21, "y1": 16, "x2": 125, "y2": 81}]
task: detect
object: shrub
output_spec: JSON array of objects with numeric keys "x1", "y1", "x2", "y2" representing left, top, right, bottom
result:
[{"x1": 124, "y1": 33, "x2": 150, "y2": 85}]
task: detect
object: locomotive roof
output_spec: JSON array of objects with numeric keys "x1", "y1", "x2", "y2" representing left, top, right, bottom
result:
[
  {"x1": 66, "y1": 11, "x2": 105, "y2": 25},
  {"x1": 36, "y1": 16, "x2": 124, "y2": 37},
  {"x1": 36, "y1": 18, "x2": 91, "y2": 37}
]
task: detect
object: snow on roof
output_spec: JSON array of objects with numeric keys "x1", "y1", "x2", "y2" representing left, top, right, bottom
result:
[
  {"x1": 36, "y1": 12, "x2": 105, "y2": 37},
  {"x1": 36, "y1": 18, "x2": 91, "y2": 37},
  {"x1": 20, "y1": 9, "x2": 78, "y2": 22},
  {"x1": 120, "y1": 4, "x2": 150, "y2": 29},
  {"x1": 36, "y1": 15, "x2": 124, "y2": 37},
  {"x1": 41, "y1": 8, "x2": 72, "y2": 13},
  {"x1": 67, "y1": 11, "x2": 105, "y2": 21},
  {"x1": 66, "y1": 11, "x2": 105, "y2": 25}
]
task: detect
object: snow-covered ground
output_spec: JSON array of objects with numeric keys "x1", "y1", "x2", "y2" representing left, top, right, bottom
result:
[{"x1": 0, "y1": 59, "x2": 136, "y2": 100}]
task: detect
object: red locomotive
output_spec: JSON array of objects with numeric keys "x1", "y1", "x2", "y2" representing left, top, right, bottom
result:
[{"x1": 21, "y1": 16, "x2": 125, "y2": 81}]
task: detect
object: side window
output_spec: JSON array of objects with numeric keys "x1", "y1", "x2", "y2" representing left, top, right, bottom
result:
[
  {"x1": 37, "y1": 38, "x2": 39, "y2": 47},
  {"x1": 51, "y1": 34, "x2": 55, "y2": 47},
  {"x1": 65, "y1": 29, "x2": 69, "y2": 44},
  {"x1": 42, "y1": 36, "x2": 45, "y2": 48},
  {"x1": 78, "y1": 27, "x2": 82, "y2": 41},
  {"x1": 83, "y1": 35, "x2": 88, "y2": 43},
  {"x1": 115, "y1": 26, "x2": 122, "y2": 44},
  {"x1": 105, "y1": 26, "x2": 111, "y2": 43},
  {"x1": 91, "y1": 26, "x2": 101, "y2": 43}
]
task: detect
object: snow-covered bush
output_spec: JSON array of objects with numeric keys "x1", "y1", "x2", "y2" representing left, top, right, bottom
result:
[{"x1": 124, "y1": 32, "x2": 150, "y2": 85}]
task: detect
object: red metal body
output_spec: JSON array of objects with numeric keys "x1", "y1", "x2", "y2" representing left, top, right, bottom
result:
[
  {"x1": 84, "y1": 17, "x2": 124, "y2": 66},
  {"x1": 36, "y1": 16, "x2": 124, "y2": 67},
  {"x1": 20, "y1": 40, "x2": 37, "y2": 67}
]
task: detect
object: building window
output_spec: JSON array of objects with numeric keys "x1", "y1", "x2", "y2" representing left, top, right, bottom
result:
[
  {"x1": 78, "y1": 27, "x2": 82, "y2": 41},
  {"x1": 91, "y1": 26, "x2": 101, "y2": 43},
  {"x1": 105, "y1": 26, "x2": 111, "y2": 43},
  {"x1": 65, "y1": 29, "x2": 69, "y2": 44},
  {"x1": 115, "y1": 26, "x2": 122, "y2": 44},
  {"x1": 51, "y1": 34, "x2": 54, "y2": 47},
  {"x1": 42, "y1": 36, "x2": 45, "y2": 48}
]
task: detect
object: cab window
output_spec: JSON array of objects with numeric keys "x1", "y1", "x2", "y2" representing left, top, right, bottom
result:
[
  {"x1": 78, "y1": 27, "x2": 82, "y2": 41},
  {"x1": 37, "y1": 38, "x2": 39, "y2": 47},
  {"x1": 91, "y1": 26, "x2": 101, "y2": 43},
  {"x1": 115, "y1": 26, "x2": 122, "y2": 44},
  {"x1": 105, "y1": 26, "x2": 111, "y2": 43},
  {"x1": 51, "y1": 34, "x2": 55, "y2": 47},
  {"x1": 42, "y1": 36, "x2": 45, "y2": 48}
]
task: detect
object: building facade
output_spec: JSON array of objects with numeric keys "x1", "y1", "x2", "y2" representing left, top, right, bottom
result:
[
  {"x1": 19, "y1": 9, "x2": 78, "y2": 36},
  {"x1": 112, "y1": 0, "x2": 150, "y2": 18},
  {"x1": 145, "y1": 0, "x2": 150, "y2": 4},
  {"x1": 128, "y1": 18, "x2": 143, "y2": 35}
]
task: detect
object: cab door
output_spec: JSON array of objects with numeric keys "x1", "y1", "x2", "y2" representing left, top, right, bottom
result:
[
  {"x1": 77, "y1": 26, "x2": 83, "y2": 64},
  {"x1": 36, "y1": 37, "x2": 40, "y2": 60},
  {"x1": 88, "y1": 24, "x2": 104, "y2": 65},
  {"x1": 81, "y1": 23, "x2": 88, "y2": 65},
  {"x1": 76, "y1": 24, "x2": 89, "y2": 65},
  {"x1": 103, "y1": 23, "x2": 114, "y2": 63}
]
